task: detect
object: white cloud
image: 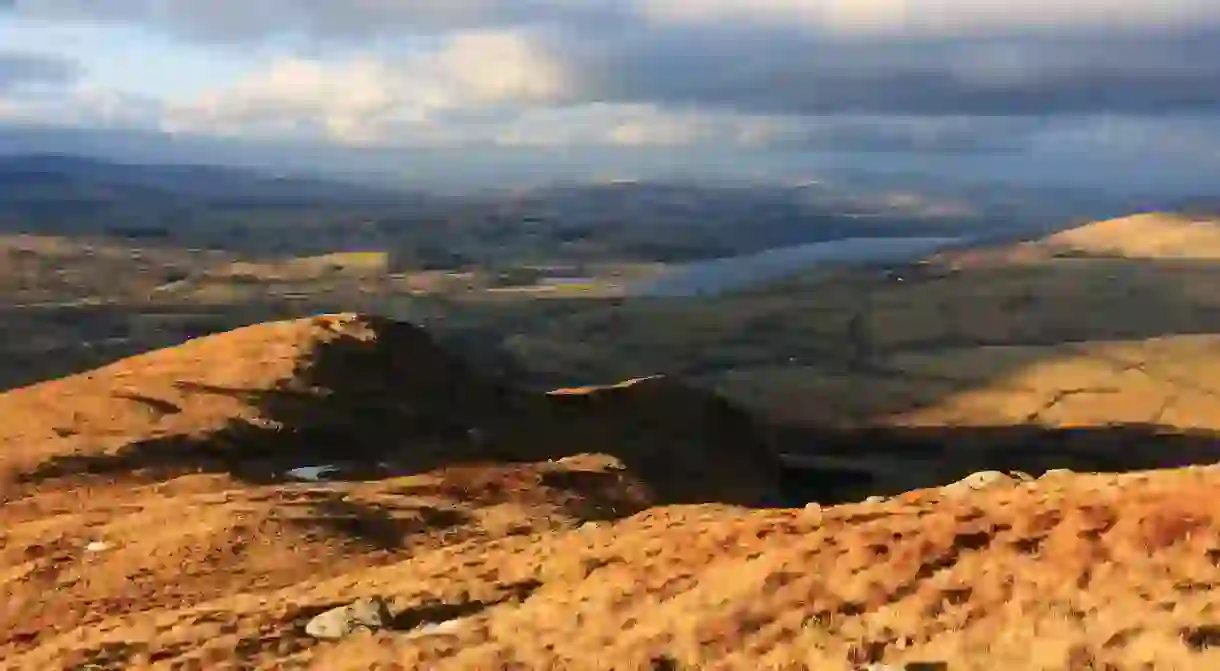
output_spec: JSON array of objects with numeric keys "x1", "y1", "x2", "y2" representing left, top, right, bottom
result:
[
  {"x1": 163, "y1": 58, "x2": 407, "y2": 143},
  {"x1": 0, "y1": 84, "x2": 160, "y2": 129},
  {"x1": 165, "y1": 76, "x2": 818, "y2": 150},
  {"x1": 162, "y1": 30, "x2": 568, "y2": 145},
  {"x1": 434, "y1": 31, "x2": 567, "y2": 104}
]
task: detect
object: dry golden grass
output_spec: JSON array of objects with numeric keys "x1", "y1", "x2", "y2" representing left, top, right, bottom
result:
[
  {"x1": 0, "y1": 314, "x2": 325, "y2": 481},
  {"x1": 715, "y1": 335, "x2": 1220, "y2": 431},
  {"x1": 0, "y1": 312, "x2": 790, "y2": 669},
  {"x1": 214, "y1": 251, "x2": 390, "y2": 283},
  {"x1": 1043, "y1": 213, "x2": 1220, "y2": 259},
  {"x1": 9, "y1": 456, "x2": 1220, "y2": 669},
  {"x1": 1, "y1": 313, "x2": 1220, "y2": 670},
  {"x1": 704, "y1": 217, "x2": 1220, "y2": 432},
  {"x1": 0, "y1": 234, "x2": 226, "y2": 302}
]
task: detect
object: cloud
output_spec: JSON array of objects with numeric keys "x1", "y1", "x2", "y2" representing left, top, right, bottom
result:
[
  {"x1": 789, "y1": 116, "x2": 1046, "y2": 153},
  {"x1": 0, "y1": 52, "x2": 80, "y2": 90},
  {"x1": 163, "y1": 69, "x2": 1048, "y2": 156},
  {"x1": 160, "y1": 29, "x2": 567, "y2": 145},
  {"x1": 634, "y1": 0, "x2": 1220, "y2": 36},
  {"x1": 0, "y1": 85, "x2": 161, "y2": 129},
  {"x1": 14, "y1": 0, "x2": 627, "y2": 41},
  {"x1": 6, "y1": 0, "x2": 1220, "y2": 175},
  {"x1": 556, "y1": 26, "x2": 1220, "y2": 117},
  {"x1": 14, "y1": 1, "x2": 1220, "y2": 121},
  {"x1": 21, "y1": 0, "x2": 1220, "y2": 40},
  {"x1": 1030, "y1": 115, "x2": 1220, "y2": 165},
  {"x1": 491, "y1": 104, "x2": 800, "y2": 149},
  {"x1": 492, "y1": 108, "x2": 1044, "y2": 153},
  {"x1": 0, "y1": 51, "x2": 102, "y2": 128}
]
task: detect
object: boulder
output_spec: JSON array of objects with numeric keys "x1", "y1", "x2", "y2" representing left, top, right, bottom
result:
[{"x1": 304, "y1": 596, "x2": 394, "y2": 640}]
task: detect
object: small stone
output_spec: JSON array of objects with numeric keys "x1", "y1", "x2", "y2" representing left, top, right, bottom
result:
[
  {"x1": 863, "y1": 495, "x2": 886, "y2": 504},
  {"x1": 1040, "y1": 468, "x2": 1075, "y2": 479},
  {"x1": 304, "y1": 597, "x2": 394, "y2": 640},
  {"x1": 403, "y1": 618, "x2": 465, "y2": 639},
  {"x1": 84, "y1": 541, "x2": 110, "y2": 552},
  {"x1": 943, "y1": 470, "x2": 1016, "y2": 494},
  {"x1": 803, "y1": 502, "x2": 825, "y2": 522}
]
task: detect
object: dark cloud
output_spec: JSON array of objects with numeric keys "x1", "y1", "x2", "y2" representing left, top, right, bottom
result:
[
  {"x1": 15, "y1": 0, "x2": 631, "y2": 41},
  {"x1": 786, "y1": 116, "x2": 1048, "y2": 154},
  {"x1": 0, "y1": 52, "x2": 80, "y2": 90},
  {"x1": 557, "y1": 27, "x2": 1220, "y2": 117}
]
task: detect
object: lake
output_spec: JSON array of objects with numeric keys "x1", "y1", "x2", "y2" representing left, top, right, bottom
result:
[{"x1": 628, "y1": 235, "x2": 970, "y2": 297}]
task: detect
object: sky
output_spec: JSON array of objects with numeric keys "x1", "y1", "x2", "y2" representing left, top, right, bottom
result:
[{"x1": 2, "y1": 0, "x2": 1220, "y2": 190}]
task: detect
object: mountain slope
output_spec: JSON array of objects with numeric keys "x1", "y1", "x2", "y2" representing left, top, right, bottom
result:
[
  {"x1": 1, "y1": 313, "x2": 790, "y2": 667},
  {"x1": 8, "y1": 447, "x2": 1220, "y2": 669},
  {"x1": 1041, "y1": 212, "x2": 1220, "y2": 259},
  {"x1": 5, "y1": 308, "x2": 1220, "y2": 667},
  {"x1": 12, "y1": 205, "x2": 1220, "y2": 669},
  {"x1": 1, "y1": 313, "x2": 781, "y2": 505}
]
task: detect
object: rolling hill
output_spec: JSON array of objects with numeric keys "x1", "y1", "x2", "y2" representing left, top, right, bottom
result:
[{"x1": 1041, "y1": 212, "x2": 1220, "y2": 259}]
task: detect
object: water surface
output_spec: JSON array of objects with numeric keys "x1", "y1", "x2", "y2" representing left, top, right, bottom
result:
[{"x1": 630, "y1": 236, "x2": 969, "y2": 297}]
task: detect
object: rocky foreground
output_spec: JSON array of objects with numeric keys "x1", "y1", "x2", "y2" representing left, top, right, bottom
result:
[{"x1": 4, "y1": 314, "x2": 1220, "y2": 670}]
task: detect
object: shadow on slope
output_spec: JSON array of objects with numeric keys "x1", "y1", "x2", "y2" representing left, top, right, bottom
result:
[
  {"x1": 284, "y1": 490, "x2": 473, "y2": 552},
  {"x1": 776, "y1": 423, "x2": 1220, "y2": 505}
]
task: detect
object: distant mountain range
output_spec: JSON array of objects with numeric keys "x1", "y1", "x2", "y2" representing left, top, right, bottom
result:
[
  {"x1": 0, "y1": 153, "x2": 409, "y2": 207},
  {"x1": 0, "y1": 152, "x2": 1198, "y2": 266}
]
